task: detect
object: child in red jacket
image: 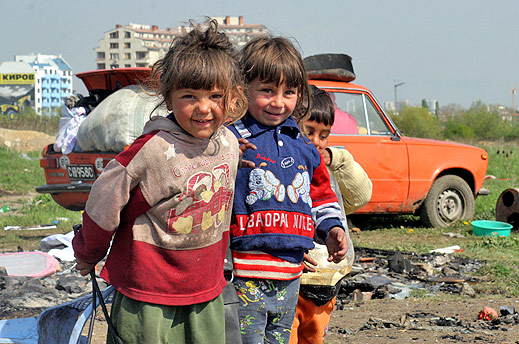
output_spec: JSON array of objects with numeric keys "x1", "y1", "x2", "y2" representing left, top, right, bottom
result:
[{"x1": 73, "y1": 20, "x2": 248, "y2": 344}]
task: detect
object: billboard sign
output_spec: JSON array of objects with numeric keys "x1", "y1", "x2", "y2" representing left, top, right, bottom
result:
[{"x1": 0, "y1": 73, "x2": 35, "y2": 117}]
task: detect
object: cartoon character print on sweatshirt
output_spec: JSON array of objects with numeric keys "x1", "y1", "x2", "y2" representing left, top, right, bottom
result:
[
  {"x1": 166, "y1": 163, "x2": 233, "y2": 235},
  {"x1": 246, "y1": 162, "x2": 311, "y2": 207},
  {"x1": 246, "y1": 162, "x2": 286, "y2": 205},
  {"x1": 286, "y1": 165, "x2": 312, "y2": 207}
]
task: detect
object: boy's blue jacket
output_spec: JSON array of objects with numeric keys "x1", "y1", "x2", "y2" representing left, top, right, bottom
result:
[{"x1": 228, "y1": 113, "x2": 345, "y2": 271}]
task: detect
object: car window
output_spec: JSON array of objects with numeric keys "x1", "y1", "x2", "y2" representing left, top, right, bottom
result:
[{"x1": 328, "y1": 91, "x2": 392, "y2": 135}]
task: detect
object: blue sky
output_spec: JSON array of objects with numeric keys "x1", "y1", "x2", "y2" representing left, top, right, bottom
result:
[{"x1": 2, "y1": 0, "x2": 519, "y2": 109}]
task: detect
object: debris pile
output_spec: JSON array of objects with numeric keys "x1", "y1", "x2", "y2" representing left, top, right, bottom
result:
[
  {"x1": 0, "y1": 259, "x2": 107, "y2": 320},
  {"x1": 335, "y1": 246, "x2": 485, "y2": 306}
]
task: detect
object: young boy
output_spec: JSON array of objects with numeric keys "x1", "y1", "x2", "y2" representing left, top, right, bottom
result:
[{"x1": 289, "y1": 85, "x2": 373, "y2": 344}]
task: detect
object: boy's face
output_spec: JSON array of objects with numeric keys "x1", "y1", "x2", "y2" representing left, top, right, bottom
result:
[
  {"x1": 166, "y1": 87, "x2": 228, "y2": 139},
  {"x1": 247, "y1": 77, "x2": 298, "y2": 127},
  {"x1": 304, "y1": 120, "x2": 331, "y2": 150}
]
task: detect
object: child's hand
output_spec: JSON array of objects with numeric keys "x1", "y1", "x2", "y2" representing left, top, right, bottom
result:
[
  {"x1": 326, "y1": 227, "x2": 348, "y2": 263},
  {"x1": 319, "y1": 148, "x2": 332, "y2": 166},
  {"x1": 238, "y1": 138, "x2": 257, "y2": 168},
  {"x1": 302, "y1": 252, "x2": 318, "y2": 273},
  {"x1": 74, "y1": 255, "x2": 96, "y2": 276}
]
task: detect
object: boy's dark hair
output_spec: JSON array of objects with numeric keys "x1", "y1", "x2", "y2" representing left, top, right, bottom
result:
[
  {"x1": 240, "y1": 36, "x2": 311, "y2": 125},
  {"x1": 309, "y1": 85, "x2": 335, "y2": 127},
  {"x1": 147, "y1": 19, "x2": 247, "y2": 122}
]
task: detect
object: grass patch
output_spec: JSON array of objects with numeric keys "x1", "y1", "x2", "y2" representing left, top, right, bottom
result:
[
  {"x1": 0, "y1": 109, "x2": 59, "y2": 135},
  {"x1": 0, "y1": 146, "x2": 81, "y2": 252},
  {"x1": 0, "y1": 148, "x2": 45, "y2": 194}
]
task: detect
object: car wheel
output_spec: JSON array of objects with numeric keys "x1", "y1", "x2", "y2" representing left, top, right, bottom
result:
[{"x1": 419, "y1": 175, "x2": 475, "y2": 228}]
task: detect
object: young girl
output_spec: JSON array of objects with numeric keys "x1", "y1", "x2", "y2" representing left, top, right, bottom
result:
[
  {"x1": 72, "y1": 20, "x2": 247, "y2": 344},
  {"x1": 228, "y1": 37, "x2": 349, "y2": 344}
]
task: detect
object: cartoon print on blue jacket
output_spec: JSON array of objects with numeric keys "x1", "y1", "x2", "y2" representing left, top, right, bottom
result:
[
  {"x1": 287, "y1": 166, "x2": 311, "y2": 206},
  {"x1": 246, "y1": 162, "x2": 311, "y2": 207},
  {"x1": 246, "y1": 162, "x2": 286, "y2": 205}
]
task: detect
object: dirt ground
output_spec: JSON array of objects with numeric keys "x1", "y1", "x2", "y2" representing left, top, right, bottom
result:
[
  {"x1": 0, "y1": 127, "x2": 54, "y2": 153},
  {"x1": 75, "y1": 297, "x2": 519, "y2": 344},
  {"x1": 325, "y1": 298, "x2": 519, "y2": 344}
]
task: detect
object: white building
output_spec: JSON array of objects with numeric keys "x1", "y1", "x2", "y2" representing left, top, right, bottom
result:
[
  {"x1": 94, "y1": 16, "x2": 269, "y2": 70},
  {"x1": 15, "y1": 54, "x2": 73, "y2": 115}
]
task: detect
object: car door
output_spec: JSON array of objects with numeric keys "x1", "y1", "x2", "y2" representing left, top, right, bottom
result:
[{"x1": 324, "y1": 89, "x2": 410, "y2": 213}]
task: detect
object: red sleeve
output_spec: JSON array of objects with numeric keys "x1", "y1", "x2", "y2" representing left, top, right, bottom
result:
[
  {"x1": 72, "y1": 212, "x2": 115, "y2": 264},
  {"x1": 310, "y1": 153, "x2": 339, "y2": 206}
]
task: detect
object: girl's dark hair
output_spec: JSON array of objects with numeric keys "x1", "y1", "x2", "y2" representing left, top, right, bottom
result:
[
  {"x1": 146, "y1": 19, "x2": 247, "y2": 122},
  {"x1": 309, "y1": 85, "x2": 335, "y2": 126},
  {"x1": 240, "y1": 36, "x2": 311, "y2": 126}
]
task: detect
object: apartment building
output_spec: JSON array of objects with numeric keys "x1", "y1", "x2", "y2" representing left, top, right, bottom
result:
[
  {"x1": 95, "y1": 16, "x2": 269, "y2": 70},
  {"x1": 15, "y1": 54, "x2": 73, "y2": 115}
]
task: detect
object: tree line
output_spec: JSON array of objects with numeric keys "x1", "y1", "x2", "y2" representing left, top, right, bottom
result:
[{"x1": 390, "y1": 101, "x2": 519, "y2": 141}]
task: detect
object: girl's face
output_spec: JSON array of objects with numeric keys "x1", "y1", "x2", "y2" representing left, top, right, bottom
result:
[
  {"x1": 167, "y1": 87, "x2": 229, "y2": 139},
  {"x1": 304, "y1": 120, "x2": 331, "y2": 150},
  {"x1": 247, "y1": 77, "x2": 298, "y2": 127}
]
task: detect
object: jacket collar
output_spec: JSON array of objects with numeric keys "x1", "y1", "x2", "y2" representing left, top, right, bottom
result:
[{"x1": 234, "y1": 112, "x2": 301, "y2": 138}]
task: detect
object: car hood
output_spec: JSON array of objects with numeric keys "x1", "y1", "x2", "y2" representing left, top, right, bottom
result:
[
  {"x1": 75, "y1": 68, "x2": 151, "y2": 92},
  {"x1": 400, "y1": 136, "x2": 487, "y2": 153}
]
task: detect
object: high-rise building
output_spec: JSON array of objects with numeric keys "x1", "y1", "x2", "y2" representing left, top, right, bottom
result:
[
  {"x1": 15, "y1": 54, "x2": 73, "y2": 115},
  {"x1": 94, "y1": 16, "x2": 269, "y2": 70}
]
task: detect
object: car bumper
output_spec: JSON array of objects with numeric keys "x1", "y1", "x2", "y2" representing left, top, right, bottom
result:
[{"x1": 36, "y1": 183, "x2": 92, "y2": 194}]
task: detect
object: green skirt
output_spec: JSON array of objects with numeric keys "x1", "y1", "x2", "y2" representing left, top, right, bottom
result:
[{"x1": 107, "y1": 291, "x2": 225, "y2": 344}]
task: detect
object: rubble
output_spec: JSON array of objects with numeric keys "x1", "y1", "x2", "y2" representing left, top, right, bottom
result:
[
  {"x1": 0, "y1": 260, "x2": 107, "y2": 320},
  {"x1": 0, "y1": 245, "x2": 518, "y2": 344},
  {"x1": 336, "y1": 246, "x2": 485, "y2": 304}
]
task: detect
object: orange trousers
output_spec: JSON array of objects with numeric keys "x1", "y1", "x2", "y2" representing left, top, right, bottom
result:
[{"x1": 289, "y1": 294, "x2": 336, "y2": 344}]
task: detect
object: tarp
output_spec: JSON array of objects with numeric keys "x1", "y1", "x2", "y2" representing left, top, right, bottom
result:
[
  {"x1": 0, "y1": 317, "x2": 38, "y2": 344},
  {"x1": 0, "y1": 252, "x2": 59, "y2": 278}
]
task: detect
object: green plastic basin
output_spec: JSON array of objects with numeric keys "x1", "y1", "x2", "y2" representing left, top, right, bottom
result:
[{"x1": 472, "y1": 220, "x2": 512, "y2": 237}]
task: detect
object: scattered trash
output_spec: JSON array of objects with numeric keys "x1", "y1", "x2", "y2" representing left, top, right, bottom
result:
[
  {"x1": 429, "y1": 245, "x2": 462, "y2": 254},
  {"x1": 500, "y1": 306, "x2": 515, "y2": 316},
  {"x1": 443, "y1": 232, "x2": 465, "y2": 238},
  {"x1": 0, "y1": 205, "x2": 10, "y2": 213},
  {"x1": 336, "y1": 246, "x2": 484, "y2": 304},
  {"x1": 20, "y1": 152, "x2": 35, "y2": 160},
  {"x1": 478, "y1": 306, "x2": 498, "y2": 321},
  {"x1": 39, "y1": 230, "x2": 75, "y2": 261},
  {"x1": 4, "y1": 224, "x2": 57, "y2": 231}
]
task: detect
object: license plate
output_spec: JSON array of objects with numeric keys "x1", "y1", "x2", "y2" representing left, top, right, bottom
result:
[{"x1": 67, "y1": 165, "x2": 96, "y2": 180}]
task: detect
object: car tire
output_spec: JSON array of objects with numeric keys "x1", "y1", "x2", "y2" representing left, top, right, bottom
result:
[{"x1": 419, "y1": 175, "x2": 475, "y2": 228}]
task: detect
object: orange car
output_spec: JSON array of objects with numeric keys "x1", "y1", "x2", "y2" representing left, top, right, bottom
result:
[
  {"x1": 37, "y1": 60, "x2": 489, "y2": 228},
  {"x1": 306, "y1": 54, "x2": 489, "y2": 227}
]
